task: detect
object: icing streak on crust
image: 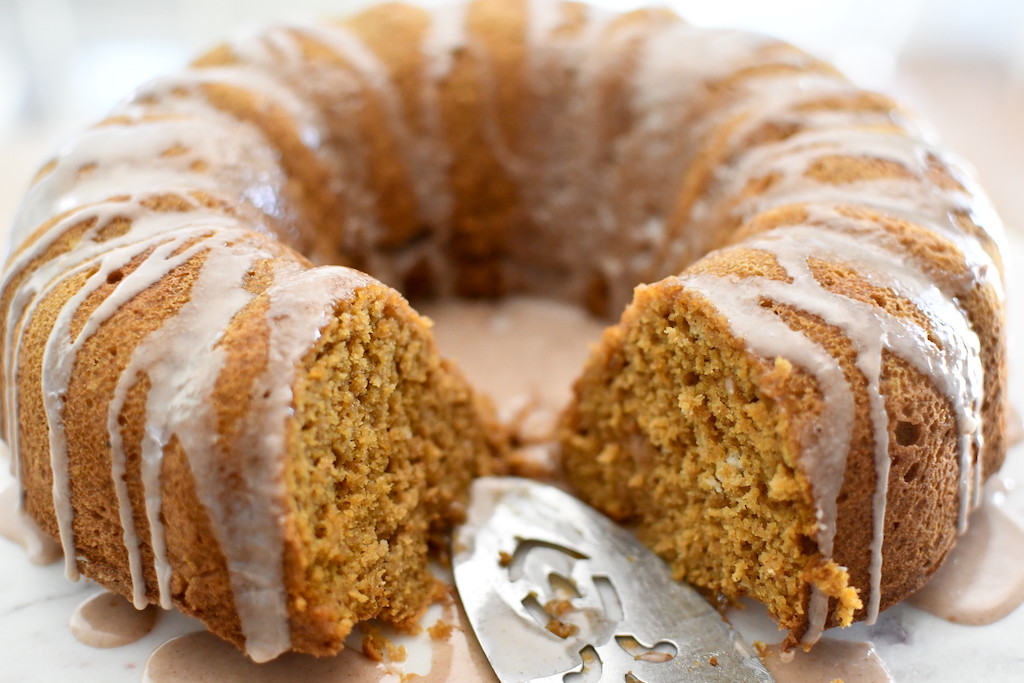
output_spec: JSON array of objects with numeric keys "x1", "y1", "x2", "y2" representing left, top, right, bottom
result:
[{"x1": 0, "y1": 0, "x2": 1005, "y2": 661}]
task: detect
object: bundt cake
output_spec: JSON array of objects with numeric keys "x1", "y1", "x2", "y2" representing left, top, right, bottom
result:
[{"x1": 0, "y1": 0, "x2": 1005, "y2": 662}]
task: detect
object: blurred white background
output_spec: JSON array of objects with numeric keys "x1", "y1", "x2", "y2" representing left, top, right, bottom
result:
[{"x1": 1, "y1": 0, "x2": 1023, "y2": 237}]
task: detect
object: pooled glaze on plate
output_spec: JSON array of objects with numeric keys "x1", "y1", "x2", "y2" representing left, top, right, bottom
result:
[{"x1": 70, "y1": 591, "x2": 159, "y2": 649}]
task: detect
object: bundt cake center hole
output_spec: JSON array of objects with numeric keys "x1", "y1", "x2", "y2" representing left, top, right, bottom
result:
[{"x1": 417, "y1": 297, "x2": 607, "y2": 445}]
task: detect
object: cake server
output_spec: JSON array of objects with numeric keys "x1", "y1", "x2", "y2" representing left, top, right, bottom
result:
[{"x1": 453, "y1": 477, "x2": 774, "y2": 682}]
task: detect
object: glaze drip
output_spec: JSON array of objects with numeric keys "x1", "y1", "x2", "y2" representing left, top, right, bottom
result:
[{"x1": 684, "y1": 214, "x2": 984, "y2": 638}]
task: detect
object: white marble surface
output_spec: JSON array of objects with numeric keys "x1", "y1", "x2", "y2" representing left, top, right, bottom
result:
[
  {"x1": 2, "y1": 16, "x2": 1024, "y2": 683},
  {"x1": 0, "y1": 539, "x2": 204, "y2": 682}
]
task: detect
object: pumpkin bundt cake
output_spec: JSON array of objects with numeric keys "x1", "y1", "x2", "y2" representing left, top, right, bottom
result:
[{"x1": 1, "y1": 0, "x2": 1005, "y2": 661}]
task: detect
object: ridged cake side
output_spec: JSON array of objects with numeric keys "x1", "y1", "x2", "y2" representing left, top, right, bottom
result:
[
  {"x1": 562, "y1": 135, "x2": 1004, "y2": 647},
  {"x1": 562, "y1": 201, "x2": 1003, "y2": 645},
  {"x1": 2, "y1": 209, "x2": 502, "y2": 658}
]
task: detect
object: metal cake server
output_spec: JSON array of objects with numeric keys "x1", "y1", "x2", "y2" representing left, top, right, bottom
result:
[{"x1": 453, "y1": 477, "x2": 774, "y2": 682}]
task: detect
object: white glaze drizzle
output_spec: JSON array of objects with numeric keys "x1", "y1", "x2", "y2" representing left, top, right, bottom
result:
[
  {"x1": 104, "y1": 228, "x2": 267, "y2": 609},
  {"x1": 237, "y1": 265, "x2": 374, "y2": 662},
  {"x1": 298, "y1": 23, "x2": 454, "y2": 231},
  {"x1": 422, "y1": 0, "x2": 471, "y2": 81},
  {"x1": 217, "y1": 23, "x2": 397, "y2": 274},
  {"x1": 4, "y1": 203, "x2": 135, "y2": 481},
  {"x1": 679, "y1": 271, "x2": 855, "y2": 643},
  {"x1": 10, "y1": 200, "x2": 242, "y2": 576},
  {"x1": 12, "y1": 124, "x2": 221, "y2": 239},
  {"x1": 715, "y1": 127, "x2": 1004, "y2": 300},
  {"x1": 40, "y1": 235, "x2": 205, "y2": 580},
  {"x1": 681, "y1": 211, "x2": 984, "y2": 640},
  {"x1": 0, "y1": 46, "x2": 339, "y2": 659},
  {"x1": 617, "y1": 25, "x2": 793, "y2": 299},
  {"x1": 287, "y1": 21, "x2": 467, "y2": 291},
  {"x1": 409, "y1": 0, "x2": 471, "y2": 298},
  {"x1": 663, "y1": 66, "x2": 1002, "y2": 624},
  {"x1": 126, "y1": 67, "x2": 328, "y2": 152},
  {"x1": 787, "y1": 204, "x2": 987, "y2": 531},
  {"x1": 3, "y1": 208, "x2": 373, "y2": 661}
]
